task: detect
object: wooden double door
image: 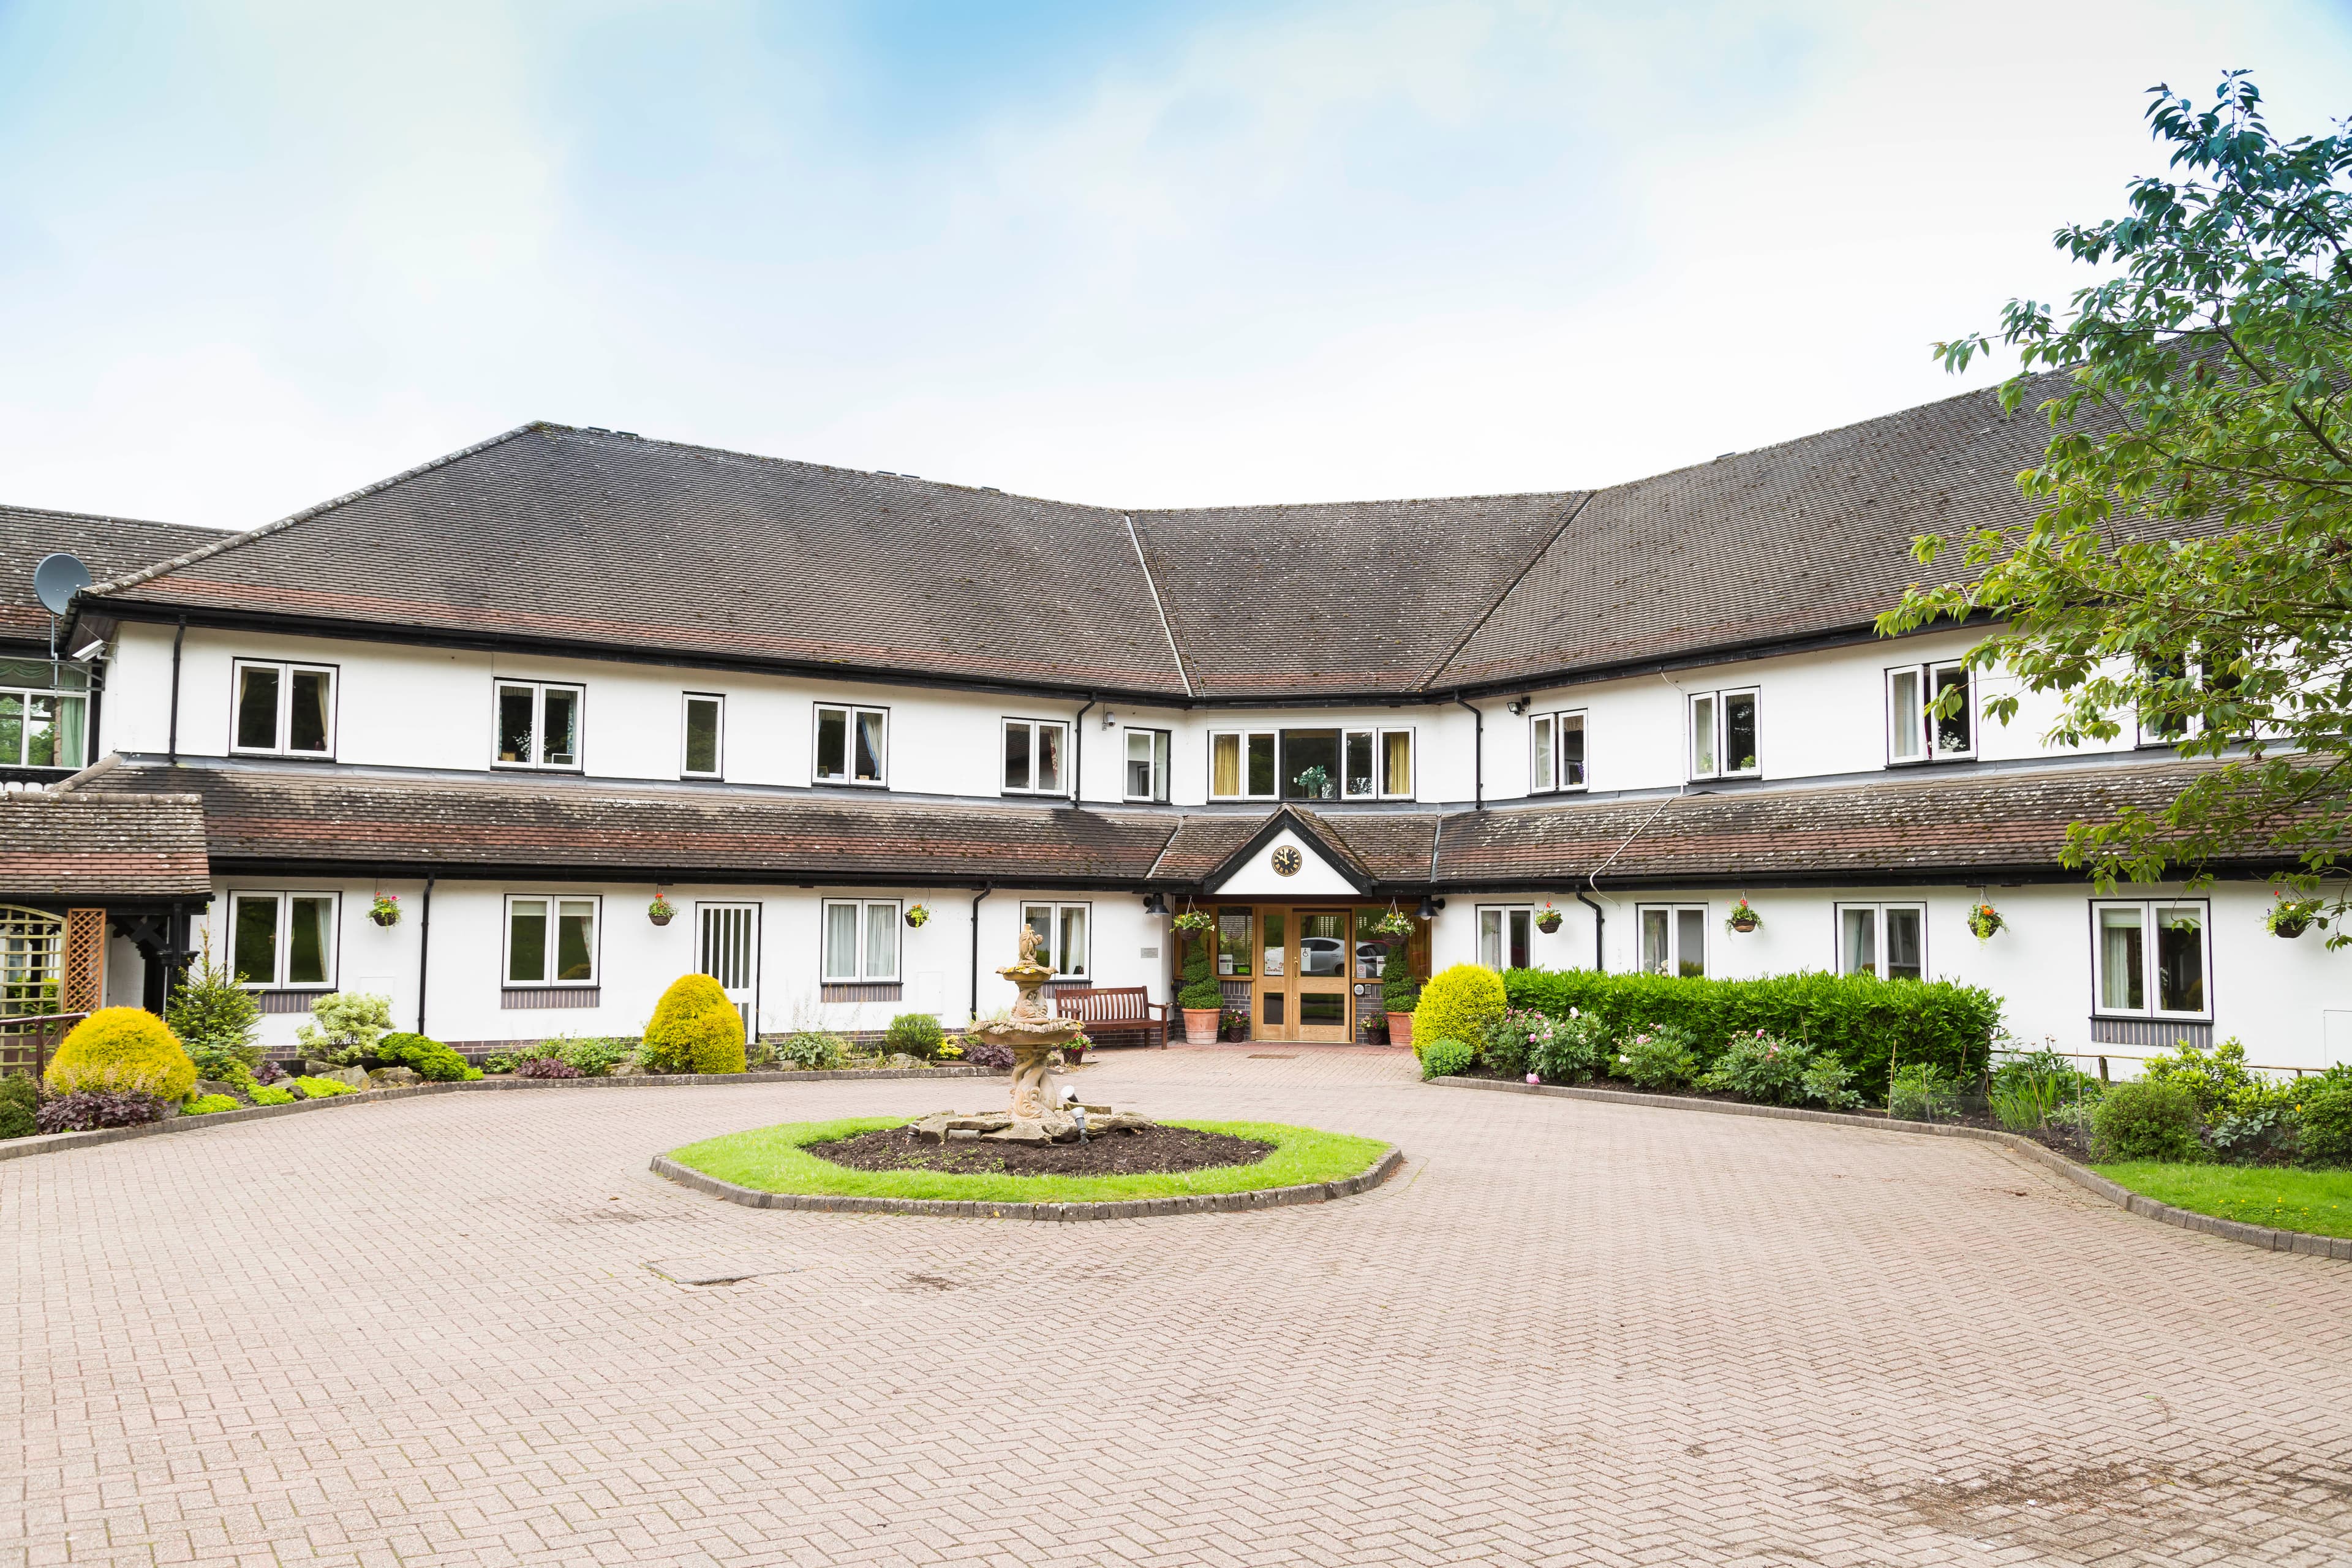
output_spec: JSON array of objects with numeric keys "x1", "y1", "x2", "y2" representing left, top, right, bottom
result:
[{"x1": 1251, "y1": 907, "x2": 1355, "y2": 1043}]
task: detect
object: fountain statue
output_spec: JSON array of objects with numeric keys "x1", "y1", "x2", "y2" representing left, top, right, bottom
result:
[{"x1": 911, "y1": 927, "x2": 1153, "y2": 1145}]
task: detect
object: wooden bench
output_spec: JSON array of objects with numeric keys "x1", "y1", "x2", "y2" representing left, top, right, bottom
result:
[{"x1": 1054, "y1": 986, "x2": 1170, "y2": 1050}]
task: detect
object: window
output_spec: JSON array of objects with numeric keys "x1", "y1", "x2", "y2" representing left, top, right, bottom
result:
[
  {"x1": 1211, "y1": 726, "x2": 1411, "y2": 801},
  {"x1": 1529, "y1": 710, "x2": 1588, "y2": 794},
  {"x1": 505, "y1": 895, "x2": 598, "y2": 985},
  {"x1": 1216, "y1": 908, "x2": 1253, "y2": 976},
  {"x1": 1637, "y1": 905, "x2": 1708, "y2": 977},
  {"x1": 1209, "y1": 729, "x2": 1278, "y2": 800},
  {"x1": 1124, "y1": 728, "x2": 1171, "y2": 802},
  {"x1": 1002, "y1": 718, "x2": 1069, "y2": 796},
  {"x1": 227, "y1": 891, "x2": 337, "y2": 989},
  {"x1": 1688, "y1": 690, "x2": 1758, "y2": 780},
  {"x1": 232, "y1": 660, "x2": 336, "y2": 758},
  {"x1": 493, "y1": 680, "x2": 582, "y2": 770},
  {"x1": 815, "y1": 705, "x2": 886, "y2": 785},
  {"x1": 1022, "y1": 902, "x2": 1091, "y2": 978},
  {"x1": 1338, "y1": 727, "x2": 1414, "y2": 799},
  {"x1": 1887, "y1": 663, "x2": 1973, "y2": 763},
  {"x1": 1478, "y1": 907, "x2": 1532, "y2": 971},
  {"x1": 0, "y1": 658, "x2": 90, "y2": 769},
  {"x1": 1838, "y1": 903, "x2": 1926, "y2": 981},
  {"x1": 681, "y1": 693, "x2": 724, "y2": 778},
  {"x1": 2092, "y1": 900, "x2": 2209, "y2": 1019},
  {"x1": 821, "y1": 899, "x2": 900, "y2": 981}
]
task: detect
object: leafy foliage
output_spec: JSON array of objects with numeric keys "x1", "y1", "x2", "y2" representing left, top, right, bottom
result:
[
  {"x1": 884, "y1": 1013, "x2": 946, "y2": 1058},
  {"x1": 374, "y1": 1032, "x2": 481, "y2": 1082},
  {"x1": 165, "y1": 934, "x2": 260, "y2": 1071},
  {"x1": 1611, "y1": 1025, "x2": 1699, "y2": 1090},
  {"x1": 1413, "y1": 966, "x2": 1507, "y2": 1058},
  {"x1": 0, "y1": 1071, "x2": 36, "y2": 1139},
  {"x1": 292, "y1": 1075, "x2": 356, "y2": 1099},
  {"x1": 1699, "y1": 1030, "x2": 1858, "y2": 1109},
  {"x1": 954, "y1": 1035, "x2": 1013, "y2": 1070},
  {"x1": 1177, "y1": 935, "x2": 1225, "y2": 1012},
  {"x1": 1880, "y1": 75, "x2": 2352, "y2": 919},
  {"x1": 47, "y1": 1008, "x2": 197, "y2": 1102},
  {"x1": 1529, "y1": 1011, "x2": 1611, "y2": 1084},
  {"x1": 641, "y1": 974, "x2": 747, "y2": 1074},
  {"x1": 1381, "y1": 965, "x2": 1422, "y2": 1015},
  {"x1": 2092, "y1": 1078, "x2": 2204, "y2": 1162},
  {"x1": 36, "y1": 1089, "x2": 170, "y2": 1132},
  {"x1": 1891, "y1": 1062, "x2": 1964, "y2": 1123},
  {"x1": 776, "y1": 1030, "x2": 851, "y2": 1070},
  {"x1": 1418, "y1": 1037, "x2": 1477, "y2": 1080},
  {"x1": 249, "y1": 1085, "x2": 296, "y2": 1106},
  {"x1": 515, "y1": 1057, "x2": 582, "y2": 1079},
  {"x1": 184, "y1": 1093, "x2": 239, "y2": 1115},
  {"x1": 2297, "y1": 1072, "x2": 2352, "y2": 1167},
  {"x1": 295, "y1": 993, "x2": 394, "y2": 1064}
]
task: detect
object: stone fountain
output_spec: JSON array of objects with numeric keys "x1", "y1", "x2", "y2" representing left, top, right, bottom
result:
[{"x1": 911, "y1": 926, "x2": 1153, "y2": 1145}]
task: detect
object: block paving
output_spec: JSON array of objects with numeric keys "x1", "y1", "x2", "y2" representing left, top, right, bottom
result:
[{"x1": 8, "y1": 1047, "x2": 2352, "y2": 1566}]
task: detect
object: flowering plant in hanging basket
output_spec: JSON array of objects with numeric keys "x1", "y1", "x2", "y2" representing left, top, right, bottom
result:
[
  {"x1": 1172, "y1": 910, "x2": 1214, "y2": 933},
  {"x1": 905, "y1": 903, "x2": 930, "y2": 928},
  {"x1": 368, "y1": 894, "x2": 401, "y2": 928},
  {"x1": 1366, "y1": 909, "x2": 1417, "y2": 941},
  {"x1": 1725, "y1": 899, "x2": 1761, "y2": 933},
  {"x1": 2267, "y1": 892, "x2": 2324, "y2": 939},
  {"x1": 647, "y1": 895, "x2": 676, "y2": 927},
  {"x1": 1966, "y1": 902, "x2": 2006, "y2": 940},
  {"x1": 1535, "y1": 902, "x2": 1562, "y2": 934}
]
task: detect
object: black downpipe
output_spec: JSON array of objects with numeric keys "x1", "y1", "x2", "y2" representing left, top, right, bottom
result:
[
  {"x1": 1575, "y1": 891, "x2": 1606, "y2": 973},
  {"x1": 1455, "y1": 695, "x2": 1483, "y2": 809},
  {"x1": 1072, "y1": 696, "x2": 1096, "y2": 801},
  {"x1": 969, "y1": 884, "x2": 994, "y2": 1021},
  {"x1": 415, "y1": 874, "x2": 435, "y2": 1035},
  {"x1": 167, "y1": 618, "x2": 186, "y2": 763}
]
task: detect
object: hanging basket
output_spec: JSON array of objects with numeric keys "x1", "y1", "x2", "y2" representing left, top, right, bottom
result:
[
  {"x1": 1536, "y1": 911, "x2": 1562, "y2": 934},
  {"x1": 648, "y1": 897, "x2": 677, "y2": 927},
  {"x1": 368, "y1": 895, "x2": 401, "y2": 929},
  {"x1": 905, "y1": 904, "x2": 930, "y2": 929},
  {"x1": 1725, "y1": 900, "x2": 1761, "y2": 934},
  {"x1": 1966, "y1": 903, "x2": 2006, "y2": 941},
  {"x1": 2267, "y1": 895, "x2": 2323, "y2": 939}
]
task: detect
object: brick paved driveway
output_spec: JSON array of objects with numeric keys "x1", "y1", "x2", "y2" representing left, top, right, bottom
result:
[{"x1": 9, "y1": 1048, "x2": 2352, "y2": 1567}]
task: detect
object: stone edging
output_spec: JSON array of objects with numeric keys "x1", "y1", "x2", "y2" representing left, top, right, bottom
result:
[
  {"x1": 648, "y1": 1145, "x2": 1406, "y2": 1223},
  {"x1": 0, "y1": 1066, "x2": 1007, "y2": 1164},
  {"x1": 1432, "y1": 1075, "x2": 2352, "y2": 1262}
]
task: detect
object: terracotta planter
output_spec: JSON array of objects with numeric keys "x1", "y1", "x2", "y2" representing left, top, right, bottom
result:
[
  {"x1": 1387, "y1": 1011, "x2": 1414, "y2": 1049},
  {"x1": 1182, "y1": 1008, "x2": 1222, "y2": 1045}
]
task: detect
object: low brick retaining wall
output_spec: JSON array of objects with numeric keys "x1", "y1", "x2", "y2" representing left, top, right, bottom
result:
[
  {"x1": 0, "y1": 1066, "x2": 1006, "y2": 1164},
  {"x1": 649, "y1": 1145, "x2": 1406, "y2": 1222},
  {"x1": 1433, "y1": 1074, "x2": 2352, "y2": 1262}
]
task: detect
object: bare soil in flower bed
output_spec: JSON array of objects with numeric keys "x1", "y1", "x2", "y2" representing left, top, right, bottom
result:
[{"x1": 805, "y1": 1123, "x2": 1275, "y2": 1177}]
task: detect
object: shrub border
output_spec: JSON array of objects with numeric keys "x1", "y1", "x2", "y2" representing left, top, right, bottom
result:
[
  {"x1": 648, "y1": 1145, "x2": 1406, "y2": 1222},
  {"x1": 0, "y1": 1066, "x2": 1005, "y2": 1164},
  {"x1": 1431, "y1": 1075, "x2": 2352, "y2": 1262}
]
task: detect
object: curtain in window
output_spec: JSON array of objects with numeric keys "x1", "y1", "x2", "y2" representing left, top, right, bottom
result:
[
  {"x1": 1383, "y1": 731, "x2": 1412, "y2": 796},
  {"x1": 1640, "y1": 908, "x2": 1670, "y2": 974},
  {"x1": 1691, "y1": 696, "x2": 1717, "y2": 775},
  {"x1": 823, "y1": 903, "x2": 859, "y2": 981},
  {"x1": 233, "y1": 895, "x2": 279, "y2": 986},
  {"x1": 1058, "y1": 906, "x2": 1087, "y2": 976},
  {"x1": 1211, "y1": 734, "x2": 1240, "y2": 797},
  {"x1": 1531, "y1": 715, "x2": 1555, "y2": 792},
  {"x1": 1840, "y1": 908, "x2": 1876, "y2": 976},
  {"x1": 2098, "y1": 907, "x2": 2145, "y2": 1011},
  {"x1": 1479, "y1": 910, "x2": 1502, "y2": 971},
  {"x1": 1885, "y1": 907, "x2": 1923, "y2": 981},
  {"x1": 53, "y1": 694, "x2": 85, "y2": 769},
  {"x1": 509, "y1": 899, "x2": 548, "y2": 984},
  {"x1": 853, "y1": 712, "x2": 884, "y2": 782},
  {"x1": 287, "y1": 897, "x2": 333, "y2": 985},
  {"x1": 1888, "y1": 669, "x2": 1923, "y2": 761},
  {"x1": 290, "y1": 670, "x2": 331, "y2": 753},
  {"x1": 1036, "y1": 724, "x2": 1063, "y2": 792},
  {"x1": 556, "y1": 900, "x2": 595, "y2": 981},
  {"x1": 864, "y1": 902, "x2": 898, "y2": 979}
]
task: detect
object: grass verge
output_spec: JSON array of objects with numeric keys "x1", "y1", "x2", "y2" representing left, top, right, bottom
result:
[
  {"x1": 667, "y1": 1117, "x2": 1389, "y2": 1204},
  {"x1": 2094, "y1": 1161, "x2": 2352, "y2": 1240}
]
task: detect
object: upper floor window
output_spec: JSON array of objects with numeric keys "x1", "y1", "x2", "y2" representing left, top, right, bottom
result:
[
  {"x1": 1210, "y1": 729, "x2": 1277, "y2": 800},
  {"x1": 233, "y1": 660, "x2": 336, "y2": 758},
  {"x1": 1529, "y1": 710, "x2": 1587, "y2": 794},
  {"x1": 2136, "y1": 647, "x2": 2239, "y2": 747},
  {"x1": 1022, "y1": 901, "x2": 1091, "y2": 978},
  {"x1": 2093, "y1": 899, "x2": 2208, "y2": 1019},
  {"x1": 1210, "y1": 726, "x2": 1414, "y2": 802},
  {"x1": 1637, "y1": 903, "x2": 1707, "y2": 977},
  {"x1": 1478, "y1": 906, "x2": 1532, "y2": 971},
  {"x1": 507, "y1": 894, "x2": 598, "y2": 985},
  {"x1": 1689, "y1": 688, "x2": 1758, "y2": 780},
  {"x1": 1124, "y1": 728, "x2": 1171, "y2": 802},
  {"x1": 682, "y1": 693, "x2": 724, "y2": 778},
  {"x1": 0, "y1": 658, "x2": 90, "y2": 769},
  {"x1": 228, "y1": 891, "x2": 337, "y2": 989},
  {"x1": 1888, "y1": 662, "x2": 1973, "y2": 764},
  {"x1": 821, "y1": 898, "x2": 899, "y2": 981},
  {"x1": 1838, "y1": 903, "x2": 1925, "y2": 981},
  {"x1": 495, "y1": 680, "x2": 581, "y2": 771},
  {"x1": 1002, "y1": 718, "x2": 1068, "y2": 796},
  {"x1": 815, "y1": 704, "x2": 886, "y2": 786}
]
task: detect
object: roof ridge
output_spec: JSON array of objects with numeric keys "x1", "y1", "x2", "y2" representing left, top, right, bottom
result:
[
  {"x1": 1413, "y1": 491, "x2": 1594, "y2": 692},
  {"x1": 0, "y1": 500, "x2": 217, "y2": 533},
  {"x1": 1123, "y1": 513, "x2": 1193, "y2": 699}
]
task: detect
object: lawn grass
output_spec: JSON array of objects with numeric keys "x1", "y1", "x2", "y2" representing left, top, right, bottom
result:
[
  {"x1": 667, "y1": 1116, "x2": 1390, "y2": 1204},
  {"x1": 2094, "y1": 1161, "x2": 2352, "y2": 1240}
]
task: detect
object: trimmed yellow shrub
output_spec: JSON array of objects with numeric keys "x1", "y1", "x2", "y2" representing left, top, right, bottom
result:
[
  {"x1": 1412, "y1": 965, "x2": 1507, "y2": 1060},
  {"x1": 641, "y1": 974, "x2": 747, "y2": 1075},
  {"x1": 46, "y1": 1008, "x2": 197, "y2": 1102}
]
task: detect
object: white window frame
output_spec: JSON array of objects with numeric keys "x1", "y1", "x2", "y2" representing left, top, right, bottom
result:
[
  {"x1": 1477, "y1": 905, "x2": 1534, "y2": 971},
  {"x1": 491, "y1": 679, "x2": 584, "y2": 771},
  {"x1": 1207, "y1": 728, "x2": 1279, "y2": 802},
  {"x1": 813, "y1": 704, "x2": 889, "y2": 787},
  {"x1": 1687, "y1": 688, "x2": 1760, "y2": 781},
  {"x1": 1886, "y1": 662, "x2": 1975, "y2": 764},
  {"x1": 224, "y1": 890, "x2": 340, "y2": 990},
  {"x1": 1835, "y1": 902, "x2": 1928, "y2": 981},
  {"x1": 230, "y1": 658, "x2": 338, "y2": 759},
  {"x1": 680, "y1": 692, "x2": 725, "y2": 780},
  {"x1": 1338, "y1": 726, "x2": 1416, "y2": 801},
  {"x1": 1022, "y1": 900, "x2": 1093, "y2": 979},
  {"x1": 2090, "y1": 898, "x2": 2212, "y2": 1021},
  {"x1": 502, "y1": 894, "x2": 601, "y2": 987},
  {"x1": 2136, "y1": 657, "x2": 2204, "y2": 748},
  {"x1": 1529, "y1": 709, "x2": 1588, "y2": 794},
  {"x1": 1635, "y1": 903, "x2": 1709, "y2": 978},
  {"x1": 1122, "y1": 727, "x2": 1172, "y2": 803},
  {"x1": 821, "y1": 898, "x2": 902, "y2": 982},
  {"x1": 1001, "y1": 717, "x2": 1072, "y2": 797},
  {"x1": 0, "y1": 684, "x2": 89, "y2": 769}
]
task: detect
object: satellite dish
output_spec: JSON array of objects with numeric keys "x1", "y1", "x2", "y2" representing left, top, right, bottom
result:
[{"x1": 34, "y1": 553, "x2": 92, "y2": 616}]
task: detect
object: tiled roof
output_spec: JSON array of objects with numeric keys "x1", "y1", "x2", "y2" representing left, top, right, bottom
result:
[
  {"x1": 0, "y1": 503, "x2": 230, "y2": 641},
  {"x1": 0, "y1": 788, "x2": 212, "y2": 900}
]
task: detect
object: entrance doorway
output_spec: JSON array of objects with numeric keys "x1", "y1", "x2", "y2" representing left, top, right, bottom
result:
[
  {"x1": 697, "y1": 902, "x2": 760, "y2": 1038},
  {"x1": 1253, "y1": 907, "x2": 1353, "y2": 1042}
]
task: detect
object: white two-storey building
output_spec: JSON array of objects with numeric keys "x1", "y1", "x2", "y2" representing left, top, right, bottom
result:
[{"x1": 4, "y1": 373, "x2": 2341, "y2": 1070}]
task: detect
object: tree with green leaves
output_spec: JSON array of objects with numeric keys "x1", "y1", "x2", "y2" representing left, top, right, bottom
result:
[{"x1": 1880, "y1": 73, "x2": 2352, "y2": 936}]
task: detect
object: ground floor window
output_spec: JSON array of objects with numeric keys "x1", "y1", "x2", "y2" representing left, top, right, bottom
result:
[
  {"x1": 1837, "y1": 903, "x2": 1924, "y2": 981},
  {"x1": 230, "y1": 892, "x2": 337, "y2": 989},
  {"x1": 1022, "y1": 902, "x2": 1090, "y2": 978},
  {"x1": 2092, "y1": 899, "x2": 2208, "y2": 1019},
  {"x1": 507, "y1": 895, "x2": 598, "y2": 985},
  {"x1": 1479, "y1": 906, "x2": 1532, "y2": 971},
  {"x1": 823, "y1": 899, "x2": 900, "y2": 982},
  {"x1": 1637, "y1": 904, "x2": 1707, "y2": 977}
]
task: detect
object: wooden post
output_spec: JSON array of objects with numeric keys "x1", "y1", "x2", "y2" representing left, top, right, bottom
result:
[{"x1": 62, "y1": 909, "x2": 107, "y2": 1014}]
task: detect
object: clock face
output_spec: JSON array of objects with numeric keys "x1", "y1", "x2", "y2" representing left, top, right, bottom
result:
[{"x1": 1271, "y1": 846, "x2": 1303, "y2": 877}]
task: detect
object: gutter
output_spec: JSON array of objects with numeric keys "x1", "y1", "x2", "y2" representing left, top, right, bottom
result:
[
  {"x1": 1454, "y1": 695, "x2": 1482, "y2": 809},
  {"x1": 1575, "y1": 891, "x2": 1605, "y2": 972},
  {"x1": 167, "y1": 618, "x2": 186, "y2": 763},
  {"x1": 969, "y1": 884, "x2": 993, "y2": 1022},
  {"x1": 415, "y1": 874, "x2": 435, "y2": 1035},
  {"x1": 1072, "y1": 696, "x2": 1096, "y2": 802}
]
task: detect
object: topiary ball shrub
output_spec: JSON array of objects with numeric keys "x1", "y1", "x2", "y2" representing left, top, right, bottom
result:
[
  {"x1": 1419, "y1": 1037, "x2": 1477, "y2": 1081},
  {"x1": 2092, "y1": 1078, "x2": 2204, "y2": 1163},
  {"x1": 1414, "y1": 965, "x2": 1506, "y2": 1058},
  {"x1": 36, "y1": 1090, "x2": 170, "y2": 1133},
  {"x1": 884, "y1": 1012, "x2": 946, "y2": 1059},
  {"x1": 46, "y1": 1008, "x2": 197, "y2": 1103},
  {"x1": 641, "y1": 974, "x2": 747, "y2": 1075},
  {"x1": 516, "y1": 1057, "x2": 582, "y2": 1079},
  {"x1": 2294, "y1": 1073, "x2": 2352, "y2": 1167},
  {"x1": 375, "y1": 1032, "x2": 482, "y2": 1082},
  {"x1": 0, "y1": 1071, "x2": 37, "y2": 1139}
]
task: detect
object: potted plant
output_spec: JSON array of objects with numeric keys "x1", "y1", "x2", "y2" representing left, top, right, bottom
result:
[
  {"x1": 1966, "y1": 902, "x2": 2006, "y2": 940},
  {"x1": 1535, "y1": 901, "x2": 1562, "y2": 934},
  {"x1": 1221, "y1": 1006, "x2": 1250, "y2": 1042},
  {"x1": 1292, "y1": 764, "x2": 1332, "y2": 799},
  {"x1": 1177, "y1": 937, "x2": 1224, "y2": 1045},
  {"x1": 647, "y1": 894, "x2": 676, "y2": 927},
  {"x1": 1726, "y1": 898, "x2": 1761, "y2": 933},
  {"x1": 1382, "y1": 967, "x2": 1422, "y2": 1049},
  {"x1": 2267, "y1": 892, "x2": 2324, "y2": 938},
  {"x1": 1172, "y1": 908, "x2": 1213, "y2": 935},
  {"x1": 1365, "y1": 908, "x2": 1415, "y2": 945},
  {"x1": 368, "y1": 893, "x2": 401, "y2": 929},
  {"x1": 905, "y1": 903, "x2": 930, "y2": 929}
]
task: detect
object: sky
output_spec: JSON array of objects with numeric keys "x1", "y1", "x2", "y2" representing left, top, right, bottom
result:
[{"x1": 1, "y1": 0, "x2": 2349, "y2": 530}]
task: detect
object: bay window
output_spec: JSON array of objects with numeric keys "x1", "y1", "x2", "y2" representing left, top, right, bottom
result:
[
  {"x1": 1637, "y1": 905, "x2": 1708, "y2": 977},
  {"x1": 1124, "y1": 728, "x2": 1171, "y2": 802},
  {"x1": 227, "y1": 891, "x2": 337, "y2": 989},
  {"x1": 815, "y1": 705, "x2": 886, "y2": 785},
  {"x1": 233, "y1": 660, "x2": 336, "y2": 758},
  {"x1": 1002, "y1": 718, "x2": 1069, "y2": 796},
  {"x1": 1530, "y1": 710, "x2": 1587, "y2": 794},
  {"x1": 1478, "y1": 907, "x2": 1532, "y2": 971},
  {"x1": 1689, "y1": 689, "x2": 1758, "y2": 780},
  {"x1": 1838, "y1": 903, "x2": 1926, "y2": 981},
  {"x1": 1211, "y1": 726, "x2": 1411, "y2": 801},
  {"x1": 1022, "y1": 902, "x2": 1091, "y2": 978},
  {"x1": 494, "y1": 680, "x2": 582, "y2": 770},
  {"x1": 821, "y1": 899, "x2": 900, "y2": 982},
  {"x1": 1887, "y1": 662, "x2": 1973, "y2": 763},
  {"x1": 506, "y1": 895, "x2": 598, "y2": 985},
  {"x1": 682, "y1": 693, "x2": 725, "y2": 778},
  {"x1": 2092, "y1": 900, "x2": 2209, "y2": 1019}
]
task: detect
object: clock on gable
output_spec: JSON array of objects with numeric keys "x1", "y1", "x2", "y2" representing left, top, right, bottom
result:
[{"x1": 1271, "y1": 845, "x2": 1303, "y2": 877}]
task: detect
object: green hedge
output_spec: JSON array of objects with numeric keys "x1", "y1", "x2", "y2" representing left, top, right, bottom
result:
[{"x1": 1502, "y1": 968, "x2": 2002, "y2": 1098}]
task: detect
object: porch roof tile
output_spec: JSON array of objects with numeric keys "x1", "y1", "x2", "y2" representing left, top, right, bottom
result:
[{"x1": 0, "y1": 788, "x2": 212, "y2": 901}]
